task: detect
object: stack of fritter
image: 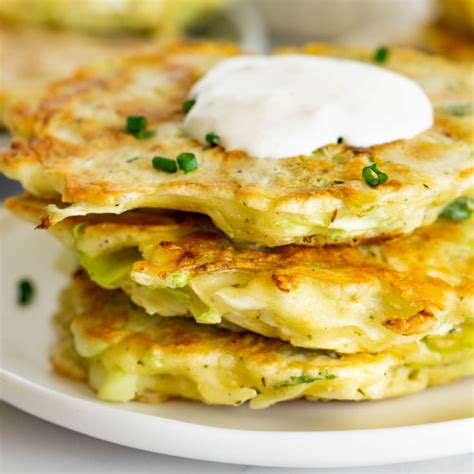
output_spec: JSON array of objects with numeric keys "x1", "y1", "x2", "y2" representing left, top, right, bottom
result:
[{"x1": 1, "y1": 42, "x2": 473, "y2": 408}]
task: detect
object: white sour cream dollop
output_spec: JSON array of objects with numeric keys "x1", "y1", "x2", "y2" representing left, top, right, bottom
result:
[{"x1": 183, "y1": 55, "x2": 433, "y2": 159}]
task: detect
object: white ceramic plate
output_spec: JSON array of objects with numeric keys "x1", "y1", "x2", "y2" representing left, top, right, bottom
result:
[{"x1": 1, "y1": 210, "x2": 473, "y2": 468}]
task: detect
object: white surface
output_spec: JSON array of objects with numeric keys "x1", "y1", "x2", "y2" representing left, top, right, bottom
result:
[
  {"x1": 184, "y1": 54, "x2": 432, "y2": 158},
  {"x1": 1, "y1": 210, "x2": 473, "y2": 468},
  {"x1": 0, "y1": 402, "x2": 472, "y2": 474},
  {"x1": 0, "y1": 403, "x2": 472, "y2": 474},
  {"x1": 255, "y1": 0, "x2": 434, "y2": 45}
]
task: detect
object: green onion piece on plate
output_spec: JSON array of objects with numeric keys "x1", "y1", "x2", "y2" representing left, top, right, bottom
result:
[{"x1": 18, "y1": 278, "x2": 35, "y2": 306}]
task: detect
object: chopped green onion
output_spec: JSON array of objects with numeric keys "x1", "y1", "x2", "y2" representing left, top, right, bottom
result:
[
  {"x1": 362, "y1": 163, "x2": 388, "y2": 187},
  {"x1": 443, "y1": 104, "x2": 473, "y2": 117},
  {"x1": 126, "y1": 156, "x2": 140, "y2": 163},
  {"x1": 290, "y1": 371, "x2": 337, "y2": 385},
  {"x1": 183, "y1": 98, "x2": 196, "y2": 114},
  {"x1": 137, "y1": 129, "x2": 155, "y2": 140},
  {"x1": 152, "y1": 156, "x2": 177, "y2": 173},
  {"x1": 373, "y1": 46, "x2": 390, "y2": 63},
  {"x1": 125, "y1": 116, "x2": 154, "y2": 139},
  {"x1": 177, "y1": 152, "x2": 198, "y2": 174},
  {"x1": 126, "y1": 115, "x2": 147, "y2": 134},
  {"x1": 290, "y1": 375, "x2": 318, "y2": 384},
  {"x1": 205, "y1": 132, "x2": 220, "y2": 147},
  {"x1": 440, "y1": 197, "x2": 473, "y2": 221},
  {"x1": 321, "y1": 370, "x2": 337, "y2": 380},
  {"x1": 17, "y1": 278, "x2": 35, "y2": 306}
]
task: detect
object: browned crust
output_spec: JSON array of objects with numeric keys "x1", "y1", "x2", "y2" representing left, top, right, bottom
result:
[
  {"x1": 1, "y1": 42, "x2": 472, "y2": 246},
  {"x1": 8, "y1": 193, "x2": 472, "y2": 333},
  {"x1": 50, "y1": 347, "x2": 87, "y2": 381},
  {"x1": 383, "y1": 310, "x2": 438, "y2": 336},
  {"x1": 421, "y1": 24, "x2": 474, "y2": 62},
  {"x1": 48, "y1": 271, "x2": 474, "y2": 407},
  {"x1": 0, "y1": 26, "x2": 148, "y2": 128}
]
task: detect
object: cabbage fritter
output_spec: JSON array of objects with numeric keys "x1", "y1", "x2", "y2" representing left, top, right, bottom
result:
[
  {"x1": 52, "y1": 271, "x2": 474, "y2": 409},
  {"x1": 438, "y1": 0, "x2": 474, "y2": 38},
  {"x1": 414, "y1": 1, "x2": 474, "y2": 62},
  {"x1": 9, "y1": 194, "x2": 473, "y2": 354},
  {"x1": 1, "y1": 42, "x2": 472, "y2": 246},
  {"x1": 0, "y1": 0, "x2": 224, "y2": 35},
  {"x1": 0, "y1": 27, "x2": 144, "y2": 128},
  {"x1": 417, "y1": 24, "x2": 474, "y2": 62}
]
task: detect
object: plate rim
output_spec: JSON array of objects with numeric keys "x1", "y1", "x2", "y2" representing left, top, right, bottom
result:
[{"x1": 2, "y1": 369, "x2": 473, "y2": 468}]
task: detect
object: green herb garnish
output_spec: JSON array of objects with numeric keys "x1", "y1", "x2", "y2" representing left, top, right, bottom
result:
[
  {"x1": 440, "y1": 197, "x2": 474, "y2": 221},
  {"x1": 177, "y1": 152, "x2": 198, "y2": 174},
  {"x1": 362, "y1": 163, "x2": 388, "y2": 187},
  {"x1": 205, "y1": 132, "x2": 220, "y2": 147},
  {"x1": 183, "y1": 98, "x2": 196, "y2": 114},
  {"x1": 17, "y1": 278, "x2": 35, "y2": 306},
  {"x1": 337, "y1": 136, "x2": 343, "y2": 144},
  {"x1": 442, "y1": 104, "x2": 473, "y2": 117},
  {"x1": 125, "y1": 115, "x2": 146, "y2": 135},
  {"x1": 290, "y1": 371, "x2": 337, "y2": 385},
  {"x1": 320, "y1": 370, "x2": 337, "y2": 380},
  {"x1": 373, "y1": 46, "x2": 390, "y2": 63},
  {"x1": 138, "y1": 130, "x2": 155, "y2": 139},
  {"x1": 126, "y1": 156, "x2": 140, "y2": 164},
  {"x1": 290, "y1": 375, "x2": 318, "y2": 384},
  {"x1": 125, "y1": 116, "x2": 155, "y2": 139},
  {"x1": 152, "y1": 156, "x2": 178, "y2": 173}
]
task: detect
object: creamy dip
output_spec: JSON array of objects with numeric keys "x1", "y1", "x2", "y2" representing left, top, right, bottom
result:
[{"x1": 183, "y1": 55, "x2": 433, "y2": 159}]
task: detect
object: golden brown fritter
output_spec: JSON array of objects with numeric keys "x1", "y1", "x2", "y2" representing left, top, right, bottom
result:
[
  {"x1": 9, "y1": 193, "x2": 473, "y2": 354},
  {"x1": 0, "y1": 0, "x2": 225, "y2": 35},
  {"x1": 51, "y1": 271, "x2": 474, "y2": 408},
  {"x1": 438, "y1": 0, "x2": 474, "y2": 38},
  {"x1": 1, "y1": 42, "x2": 472, "y2": 246},
  {"x1": 418, "y1": 25, "x2": 474, "y2": 62},
  {"x1": 0, "y1": 26, "x2": 147, "y2": 128}
]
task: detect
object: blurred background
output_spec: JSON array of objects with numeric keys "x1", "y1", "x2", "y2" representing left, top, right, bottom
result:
[{"x1": 1, "y1": 0, "x2": 473, "y2": 198}]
